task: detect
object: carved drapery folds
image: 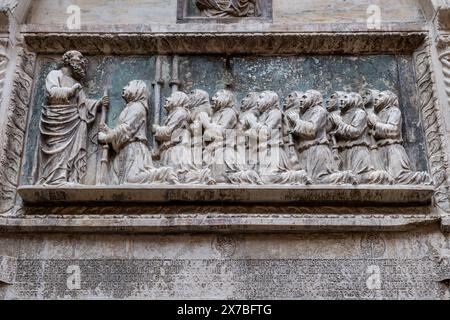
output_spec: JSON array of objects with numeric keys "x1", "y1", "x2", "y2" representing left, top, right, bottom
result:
[{"x1": 27, "y1": 51, "x2": 433, "y2": 190}]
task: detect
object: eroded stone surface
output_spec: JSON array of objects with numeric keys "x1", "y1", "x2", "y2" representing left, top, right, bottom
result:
[{"x1": 0, "y1": 228, "x2": 449, "y2": 299}]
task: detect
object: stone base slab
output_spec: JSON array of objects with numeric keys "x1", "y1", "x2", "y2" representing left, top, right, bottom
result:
[{"x1": 17, "y1": 185, "x2": 435, "y2": 206}]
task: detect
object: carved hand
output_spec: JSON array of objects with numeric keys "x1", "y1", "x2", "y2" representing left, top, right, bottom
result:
[
  {"x1": 329, "y1": 113, "x2": 342, "y2": 126},
  {"x1": 98, "y1": 132, "x2": 108, "y2": 144},
  {"x1": 99, "y1": 123, "x2": 110, "y2": 133},
  {"x1": 101, "y1": 96, "x2": 110, "y2": 109},
  {"x1": 152, "y1": 124, "x2": 159, "y2": 134},
  {"x1": 286, "y1": 112, "x2": 298, "y2": 126},
  {"x1": 367, "y1": 114, "x2": 378, "y2": 128},
  {"x1": 70, "y1": 83, "x2": 82, "y2": 97},
  {"x1": 243, "y1": 118, "x2": 252, "y2": 130},
  {"x1": 198, "y1": 113, "x2": 210, "y2": 127}
]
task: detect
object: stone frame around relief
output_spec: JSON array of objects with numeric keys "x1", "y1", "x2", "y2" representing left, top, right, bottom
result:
[
  {"x1": 176, "y1": 0, "x2": 273, "y2": 23},
  {"x1": 0, "y1": 31, "x2": 448, "y2": 233}
]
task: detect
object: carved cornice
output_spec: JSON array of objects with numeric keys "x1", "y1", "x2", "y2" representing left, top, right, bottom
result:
[
  {"x1": 22, "y1": 32, "x2": 427, "y2": 55},
  {"x1": 0, "y1": 204, "x2": 439, "y2": 233}
]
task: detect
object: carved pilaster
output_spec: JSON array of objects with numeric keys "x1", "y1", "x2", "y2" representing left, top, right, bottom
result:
[
  {"x1": 414, "y1": 41, "x2": 450, "y2": 214},
  {"x1": 0, "y1": 47, "x2": 35, "y2": 215}
]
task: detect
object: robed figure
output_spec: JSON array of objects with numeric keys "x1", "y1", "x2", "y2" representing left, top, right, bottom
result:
[
  {"x1": 99, "y1": 81, "x2": 179, "y2": 185},
  {"x1": 35, "y1": 50, "x2": 107, "y2": 185}
]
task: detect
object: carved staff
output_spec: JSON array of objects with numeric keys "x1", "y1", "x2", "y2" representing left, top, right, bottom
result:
[
  {"x1": 98, "y1": 87, "x2": 110, "y2": 185},
  {"x1": 170, "y1": 55, "x2": 181, "y2": 93},
  {"x1": 152, "y1": 56, "x2": 164, "y2": 152},
  {"x1": 330, "y1": 133, "x2": 340, "y2": 163}
]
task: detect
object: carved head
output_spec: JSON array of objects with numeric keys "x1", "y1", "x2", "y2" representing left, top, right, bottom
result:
[
  {"x1": 374, "y1": 90, "x2": 399, "y2": 113},
  {"x1": 62, "y1": 50, "x2": 88, "y2": 81},
  {"x1": 326, "y1": 91, "x2": 346, "y2": 113},
  {"x1": 241, "y1": 92, "x2": 260, "y2": 112},
  {"x1": 164, "y1": 91, "x2": 189, "y2": 113},
  {"x1": 284, "y1": 91, "x2": 303, "y2": 111},
  {"x1": 122, "y1": 80, "x2": 150, "y2": 109},
  {"x1": 188, "y1": 89, "x2": 213, "y2": 117},
  {"x1": 212, "y1": 89, "x2": 236, "y2": 112},
  {"x1": 299, "y1": 90, "x2": 323, "y2": 113},
  {"x1": 339, "y1": 92, "x2": 364, "y2": 113},
  {"x1": 257, "y1": 91, "x2": 280, "y2": 113},
  {"x1": 362, "y1": 89, "x2": 380, "y2": 110}
]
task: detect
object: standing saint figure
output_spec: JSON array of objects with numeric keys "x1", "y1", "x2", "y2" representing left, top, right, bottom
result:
[
  {"x1": 153, "y1": 91, "x2": 215, "y2": 185},
  {"x1": 286, "y1": 90, "x2": 355, "y2": 184},
  {"x1": 98, "y1": 80, "x2": 178, "y2": 185},
  {"x1": 367, "y1": 90, "x2": 432, "y2": 185},
  {"x1": 35, "y1": 50, "x2": 108, "y2": 185},
  {"x1": 328, "y1": 92, "x2": 393, "y2": 184}
]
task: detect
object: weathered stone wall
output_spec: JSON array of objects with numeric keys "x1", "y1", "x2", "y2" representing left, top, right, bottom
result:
[
  {"x1": 0, "y1": 0, "x2": 450, "y2": 300},
  {"x1": 26, "y1": 0, "x2": 425, "y2": 25},
  {"x1": 0, "y1": 227, "x2": 449, "y2": 300}
]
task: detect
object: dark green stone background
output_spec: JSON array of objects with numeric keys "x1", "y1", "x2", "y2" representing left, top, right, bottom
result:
[{"x1": 20, "y1": 54, "x2": 428, "y2": 185}]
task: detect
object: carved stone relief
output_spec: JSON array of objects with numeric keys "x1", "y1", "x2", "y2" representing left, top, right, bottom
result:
[{"x1": 25, "y1": 51, "x2": 433, "y2": 191}]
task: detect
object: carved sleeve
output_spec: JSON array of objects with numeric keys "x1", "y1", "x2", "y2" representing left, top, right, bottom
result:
[
  {"x1": 154, "y1": 109, "x2": 187, "y2": 142},
  {"x1": 258, "y1": 110, "x2": 282, "y2": 131},
  {"x1": 45, "y1": 70, "x2": 72, "y2": 103},
  {"x1": 373, "y1": 108, "x2": 402, "y2": 139},
  {"x1": 292, "y1": 109, "x2": 322, "y2": 139},
  {"x1": 334, "y1": 110, "x2": 367, "y2": 139}
]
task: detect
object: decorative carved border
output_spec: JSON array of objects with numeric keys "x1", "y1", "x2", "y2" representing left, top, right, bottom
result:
[
  {"x1": 22, "y1": 32, "x2": 426, "y2": 55},
  {"x1": 0, "y1": 46, "x2": 36, "y2": 215},
  {"x1": 413, "y1": 40, "x2": 450, "y2": 214}
]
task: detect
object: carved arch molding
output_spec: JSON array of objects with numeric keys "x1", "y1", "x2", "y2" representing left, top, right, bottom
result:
[{"x1": 0, "y1": 32, "x2": 448, "y2": 233}]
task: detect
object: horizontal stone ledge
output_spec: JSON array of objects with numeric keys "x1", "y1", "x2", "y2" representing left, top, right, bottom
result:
[
  {"x1": 22, "y1": 31, "x2": 427, "y2": 55},
  {"x1": 0, "y1": 213, "x2": 440, "y2": 234},
  {"x1": 20, "y1": 22, "x2": 427, "y2": 34},
  {"x1": 17, "y1": 185, "x2": 435, "y2": 206}
]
